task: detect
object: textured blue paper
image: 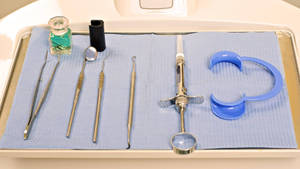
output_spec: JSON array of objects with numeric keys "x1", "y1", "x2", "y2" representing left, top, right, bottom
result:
[{"x1": 0, "y1": 27, "x2": 297, "y2": 149}]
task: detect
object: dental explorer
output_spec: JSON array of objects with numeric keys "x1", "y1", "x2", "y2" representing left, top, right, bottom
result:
[
  {"x1": 127, "y1": 56, "x2": 136, "y2": 149},
  {"x1": 93, "y1": 58, "x2": 105, "y2": 143}
]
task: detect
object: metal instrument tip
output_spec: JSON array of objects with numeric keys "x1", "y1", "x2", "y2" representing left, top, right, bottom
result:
[
  {"x1": 131, "y1": 56, "x2": 136, "y2": 63},
  {"x1": 101, "y1": 60, "x2": 105, "y2": 72},
  {"x1": 93, "y1": 137, "x2": 97, "y2": 143},
  {"x1": 126, "y1": 142, "x2": 131, "y2": 149},
  {"x1": 66, "y1": 130, "x2": 71, "y2": 138},
  {"x1": 24, "y1": 130, "x2": 28, "y2": 140}
]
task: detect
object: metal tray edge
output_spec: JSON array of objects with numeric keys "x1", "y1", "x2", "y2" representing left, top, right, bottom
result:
[{"x1": 0, "y1": 28, "x2": 299, "y2": 158}]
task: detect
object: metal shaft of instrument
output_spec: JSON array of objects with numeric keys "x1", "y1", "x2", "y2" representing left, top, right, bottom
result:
[
  {"x1": 160, "y1": 35, "x2": 203, "y2": 154},
  {"x1": 177, "y1": 57, "x2": 187, "y2": 133},
  {"x1": 127, "y1": 56, "x2": 136, "y2": 149},
  {"x1": 176, "y1": 58, "x2": 186, "y2": 96},
  {"x1": 24, "y1": 53, "x2": 60, "y2": 140},
  {"x1": 176, "y1": 35, "x2": 187, "y2": 133},
  {"x1": 93, "y1": 61, "x2": 105, "y2": 143},
  {"x1": 179, "y1": 106, "x2": 185, "y2": 133},
  {"x1": 24, "y1": 52, "x2": 47, "y2": 139},
  {"x1": 66, "y1": 60, "x2": 86, "y2": 137}
]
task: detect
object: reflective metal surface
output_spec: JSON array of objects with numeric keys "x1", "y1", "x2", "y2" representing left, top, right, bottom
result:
[
  {"x1": 0, "y1": 30, "x2": 299, "y2": 155},
  {"x1": 24, "y1": 52, "x2": 61, "y2": 140},
  {"x1": 160, "y1": 35, "x2": 203, "y2": 154},
  {"x1": 93, "y1": 55, "x2": 106, "y2": 143},
  {"x1": 127, "y1": 56, "x2": 136, "y2": 149},
  {"x1": 66, "y1": 46, "x2": 98, "y2": 138}
]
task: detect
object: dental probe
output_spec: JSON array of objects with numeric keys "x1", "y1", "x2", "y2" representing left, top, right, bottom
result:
[
  {"x1": 127, "y1": 56, "x2": 136, "y2": 149},
  {"x1": 93, "y1": 59, "x2": 105, "y2": 143}
]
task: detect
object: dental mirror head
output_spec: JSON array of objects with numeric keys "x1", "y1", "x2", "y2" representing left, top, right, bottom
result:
[
  {"x1": 84, "y1": 46, "x2": 98, "y2": 62},
  {"x1": 171, "y1": 132, "x2": 197, "y2": 154}
]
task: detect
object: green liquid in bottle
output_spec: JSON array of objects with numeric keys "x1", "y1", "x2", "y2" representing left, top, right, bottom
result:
[
  {"x1": 48, "y1": 16, "x2": 72, "y2": 55},
  {"x1": 50, "y1": 28, "x2": 72, "y2": 55}
]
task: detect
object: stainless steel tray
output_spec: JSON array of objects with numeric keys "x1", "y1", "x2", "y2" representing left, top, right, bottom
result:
[{"x1": 0, "y1": 28, "x2": 299, "y2": 158}]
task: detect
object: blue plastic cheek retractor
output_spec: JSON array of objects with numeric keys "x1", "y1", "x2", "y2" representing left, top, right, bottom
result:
[{"x1": 209, "y1": 51, "x2": 283, "y2": 120}]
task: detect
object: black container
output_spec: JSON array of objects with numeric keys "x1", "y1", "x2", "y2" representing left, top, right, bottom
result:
[{"x1": 89, "y1": 20, "x2": 106, "y2": 52}]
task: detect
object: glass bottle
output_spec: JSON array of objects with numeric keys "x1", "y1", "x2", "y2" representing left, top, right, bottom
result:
[{"x1": 48, "y1": 16, "x2": 72, "y2": 55}]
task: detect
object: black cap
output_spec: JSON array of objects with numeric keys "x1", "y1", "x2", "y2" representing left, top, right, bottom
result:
[{"x1": 89, "y1": 20, "x2": 106, "y2": 52}]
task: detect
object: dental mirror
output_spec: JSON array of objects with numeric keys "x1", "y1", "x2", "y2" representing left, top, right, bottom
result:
[
  {"x1": 85, "y1": 46, "x2": 98, "y2": 62},
  {"x1": 66, "y1": 46, "x2": 98, "y2": 138},
  {"x1": 171, "y1": 132, "x2": 197, "y2": 154}
]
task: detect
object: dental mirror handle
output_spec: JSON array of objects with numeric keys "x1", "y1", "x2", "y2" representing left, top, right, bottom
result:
[{"x1": 66, "y1": 61, "x2": 85, "y2": 137}]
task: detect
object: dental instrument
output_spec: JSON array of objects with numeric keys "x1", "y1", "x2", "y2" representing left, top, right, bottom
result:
[
  {"x1": 93, "y1": 57, "x2": 106, "y2": 143},
  {"x1": 24, "y1": 52, "x2": 60, "y2": 139},
  {"x1": 66, "y1": 46, "x2": 98, "y2": 137},
  {"x1": 127, "y1": 56, "x2": 136, "y2": 149},
  {"x1": 159, "y1": 35, "x2": 204, "y2": 154}
]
